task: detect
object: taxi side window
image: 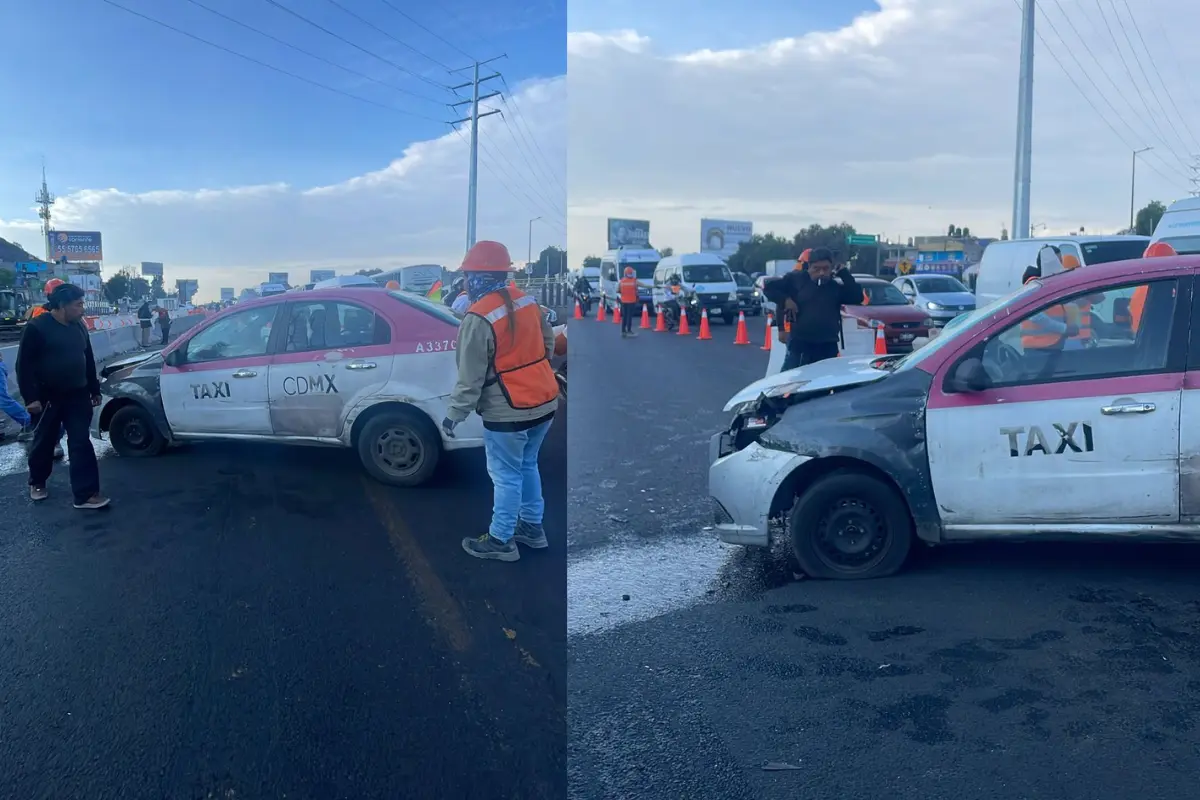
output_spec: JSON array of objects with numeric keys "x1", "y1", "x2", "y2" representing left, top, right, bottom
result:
[
  {"x1": 184, "y1": 306, "x2": 278, "y2": 364},
  {"x1": 335, "y1": 302, "x2": 390, "y2": 347},
  {"x1": 284, "y1": 301, "x2": 390, "y2": 352},
  {"x1": 980, "y1": 279, "x2": 1179, "y2": 387}
]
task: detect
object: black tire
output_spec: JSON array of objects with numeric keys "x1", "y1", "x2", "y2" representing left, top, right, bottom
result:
[
  {"x1": 356, "y1": 407, "x2": 441, "y2": 487},
  {"x1": 108, "y1": 404, "x2": 167, "y2": 458},
  {"x1": 788, "y1": 468, "x2": 913, "y2": 580}
]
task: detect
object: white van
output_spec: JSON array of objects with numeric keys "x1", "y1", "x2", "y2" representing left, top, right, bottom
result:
[
  {"x1": 651, "y1": 253, "x2": 740, "y2": 324},
  {"x1": 974, "y1": 235, "x2": 1149, "y2": 306},
  {"x1": 1149, "y1": 197, "x2": 1200, "y2": 254},
  {"x1": 599, "y1": 247, "x2": 660, "y2": 311}
]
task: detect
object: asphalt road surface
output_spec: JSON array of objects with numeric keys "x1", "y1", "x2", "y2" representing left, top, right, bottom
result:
[
  {"x1": 567, "y1": 311, "x2": 1200, "y2": 800},
  {"x1": 0, "y1": 400, "x2": 566, "y2": 798}
]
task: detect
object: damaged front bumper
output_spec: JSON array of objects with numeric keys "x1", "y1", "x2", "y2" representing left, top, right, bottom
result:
[{"x1": 708, "y1": 434, "x2": 811, "y2": 547}]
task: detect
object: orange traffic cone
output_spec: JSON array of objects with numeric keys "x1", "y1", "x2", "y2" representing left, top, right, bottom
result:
[
  {"x1": 733, "y1": 311, "x2": 750, "y2": 345},
  {"x1": 677, "y1": 308, "x2": 691, "y2": 335},
  {"x1": 654, "y1": 305, "x2": 668, "y2": 332},
  {"x1": 697, "y1": 309, "x2": 713, "y2": 340},
  {"x1": 873, "y1": 324, "x2": 888, "y2": 355},
  {"x1": 574, "y1": 300, "x2": 583, "y2": 320},
  {"x1": 597, "y1": 302, "x2": 606, "y2": 322},
  {"x1": 640, "y1": 303, "x2": 651, "y2": 329},
  {"x1": 612, "y1": 303, "x2": 622, "y2": 325},
  {"x1": 762, "y1": 314, "x2": 773, "y2": 351}
]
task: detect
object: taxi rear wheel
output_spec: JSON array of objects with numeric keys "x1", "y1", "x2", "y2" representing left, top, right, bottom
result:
[
  {"x1": 789, "y1": 469, "x2": 912, "y2": 580},
  {"x1": 357, "y1": 409, "x2": 441, "y2": 487},
  {"x1": 108, "y1": 405, "x2": 167, "y2": 458}
]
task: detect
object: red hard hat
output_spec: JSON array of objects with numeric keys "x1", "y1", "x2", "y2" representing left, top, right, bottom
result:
[
  {"x1": 461, "y1": 240, "x2": 512, "y2": 272},
  {"x1": 44, "y1": 278, "x2": 64, "y2": 296},
  {"x1": 384, "y1": 280, "x2": 400, "y2": 290},
  {"x1": 795, "y1": 248, "x2": 812, "y2": 270},
  {"x1": 624, "y1": 266, "x2": 634, "y2": 277},
  {"x1": 1144, "y1": 241, "x2": 1177, "y2": 258}
]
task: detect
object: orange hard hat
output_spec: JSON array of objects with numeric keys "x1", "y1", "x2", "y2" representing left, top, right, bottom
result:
[
  {"x1": 384, "y1": 280, "x2": 400, "y2": 290},
  {"x1": 461, "y1": 240, "x2": 512, "y2": 272},
  {"x1": 795, "y1": 248, "x2": 812, "y2": 270},
  {"x1": 623, "y1": 266, "x2": 634, "y2": 278},
  {"x1": 1144, "y1": 241, "x2": 1177, "y2": 258},
  {"x1": 44, "y1": 278, "x2": 64, "y2": 296},
  {"x1": 1061, "y1": 254, "x2": 1081, "y2": 270}
]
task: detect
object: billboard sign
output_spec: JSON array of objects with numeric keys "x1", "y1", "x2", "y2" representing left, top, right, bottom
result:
[
  {"x1": 140, "y1": 261, "x2": 164, "y2": 277},
  {"x1": 268, "y1": 271, "x2": 289, "y2": 285},
  {"x1": 309, "y1": 269, "x2": 335, "y2": 283},
  {"x1": 606, "y1": 218, "x2": 650, "y2": 250},
  {"x1": 48, "y1": 231, "x2": 103, "y2": 262},
  {"x1": 176, "y1": 279, "x2": 199, "y2": 303},
  {"x1": 220, "y1": 287, "x2": 235, "y2": 301},
  {"x1": 700, "y1": 219, "x2": 753, "y2": 260}
]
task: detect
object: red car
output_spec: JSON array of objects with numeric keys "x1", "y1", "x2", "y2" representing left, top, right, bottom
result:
[{"x1": 843, "y1": 278, "x2": 933, "y2": 353}]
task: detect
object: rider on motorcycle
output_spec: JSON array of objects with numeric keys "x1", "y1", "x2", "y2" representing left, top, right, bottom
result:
[
  {"x1": 664, "y1": 274, "x2": 691, "y2": 330},
  {"x1": 573, "y1": 273, "x2": 593, "y2": 315}
]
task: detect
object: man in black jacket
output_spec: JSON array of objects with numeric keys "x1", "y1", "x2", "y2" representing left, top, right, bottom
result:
[
  {"x1": 762, "y1": 247, "x2": 863, "y2": 370},
  {"x1": 16, "y1": 283, "x2": 109, "y2": 509}
]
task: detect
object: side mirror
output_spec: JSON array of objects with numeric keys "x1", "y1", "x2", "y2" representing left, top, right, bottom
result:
[
  {"x1": 948, "y1": 357, "x2": 988, "y2": 393},
  {"x1": 164, "y1": 349, "x2": 183, "y2": 367}
]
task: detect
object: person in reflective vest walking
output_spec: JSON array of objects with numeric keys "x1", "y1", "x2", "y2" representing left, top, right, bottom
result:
[
  {"x1": 443, "y1": 241, "x2": 560, "y2": 562},
  {"x1": 618, "y1": 266, "x2": 639, "y2": 338}
]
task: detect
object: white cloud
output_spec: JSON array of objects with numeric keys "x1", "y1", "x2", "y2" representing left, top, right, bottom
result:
[
  {"x1": 567, "y1": 0, "x2": 1200, "y2": 258},
  {"x1": 0, "y1": 76, "x2": 565, "y2": 302}
]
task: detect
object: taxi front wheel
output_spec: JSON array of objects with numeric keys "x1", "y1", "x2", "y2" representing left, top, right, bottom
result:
[
  {"x1": 789, "y1": 468, "x2": 913, "y2": 580},
  {"x1": 108, "y1": 405, "x2": 168, "y2": 458},
  {"x1": 357, "y1": 408, "x2": 441, "y2": 487}
]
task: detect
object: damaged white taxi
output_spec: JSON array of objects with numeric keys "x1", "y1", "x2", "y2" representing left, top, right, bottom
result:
[{"x1": 96, "y1": 287, "x2": 482, "y2": 486}]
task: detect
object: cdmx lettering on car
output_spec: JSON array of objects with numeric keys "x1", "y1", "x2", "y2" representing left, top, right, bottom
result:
[
  {"x1": 282, "y1": 375, "x2": 339, "y2": 396},
  {"x1": 1000, "y1": 422, "x2": 1095, "y2": 458},
  {"x1": 191, "y1": 381, "x2": 231, "y2": 399}
]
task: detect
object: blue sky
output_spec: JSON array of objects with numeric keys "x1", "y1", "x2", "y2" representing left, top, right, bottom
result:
[{"x1": 0, "y1": 0, "x2": 565, "y2": 299}]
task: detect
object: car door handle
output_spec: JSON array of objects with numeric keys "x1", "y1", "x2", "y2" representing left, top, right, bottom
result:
[
  {"x1": 1101, "y1": 402, "x2": 1155, "y2": 415},
  {"x1": 344, "y1": 362, "x2": 377, "y2": 370},
  {"x1": 231, "y1": 370, "x2": 257, "y2": 378}
]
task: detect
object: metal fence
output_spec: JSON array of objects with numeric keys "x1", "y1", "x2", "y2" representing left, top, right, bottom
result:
[{"x1": 516, "y1": 277, "x2": 573, "y2": 309}]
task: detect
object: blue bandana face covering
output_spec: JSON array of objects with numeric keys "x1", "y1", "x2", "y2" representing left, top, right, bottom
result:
[{"x1": 465, "y1": 272, "x2": 508, "y2": 303}]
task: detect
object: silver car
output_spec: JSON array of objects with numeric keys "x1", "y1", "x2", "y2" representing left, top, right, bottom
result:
[{"x1": 892, "y1": 273, "x2": 975, "y2": 326}]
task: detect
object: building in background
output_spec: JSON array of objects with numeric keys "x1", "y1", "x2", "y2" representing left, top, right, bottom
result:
[{"x1": 700, "y1": 219, "x2": 753, "y2": 261}]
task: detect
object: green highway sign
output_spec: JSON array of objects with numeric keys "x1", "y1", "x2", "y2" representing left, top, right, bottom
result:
[{"x1": 846, "y1": 234, "x2": 878, "y2": 245}]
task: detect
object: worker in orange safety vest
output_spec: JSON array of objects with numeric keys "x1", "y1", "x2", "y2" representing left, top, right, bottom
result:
[
  {"x1": 443, "y1": 240, "x2": 559, "y2": 563},
  {"x1": 618, "y1": 266, "x2": 639, "y2": 338},
  {"x1": 27, "y1": 278, "x2": 64, "y2": 320}
]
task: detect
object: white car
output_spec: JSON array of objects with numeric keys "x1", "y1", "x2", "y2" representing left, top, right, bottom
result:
[{"x1": 95, "y1": 287, "x2": 484, "y2": 486}]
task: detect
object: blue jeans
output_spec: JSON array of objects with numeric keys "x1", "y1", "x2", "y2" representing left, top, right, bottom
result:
[{"x1": 483, "y1": 419, "x2": 552, "y2": 542}]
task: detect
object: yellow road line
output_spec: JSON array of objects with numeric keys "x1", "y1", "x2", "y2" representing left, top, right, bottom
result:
[{"x1": 362, "y1": 478, "x2": 472, "y2": 653}]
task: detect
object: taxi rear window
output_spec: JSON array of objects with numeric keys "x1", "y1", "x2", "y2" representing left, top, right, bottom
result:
[{"x1": 387, "y1": 290, "x2": 460, "y2": 325}]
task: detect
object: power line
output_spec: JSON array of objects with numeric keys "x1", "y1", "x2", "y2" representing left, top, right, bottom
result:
[
  {"x1": 1148, "y1": 13, "x2": 1200, "y2": 145},
  {"x1": 375, "y1": 0, "x2": 476, "y2": 62},
  {"x1": 318, "y1": 0, "x2": 455, "y2": 74},
  {"x1": 1105, "y1": 0, "x2": 1195, "y2": 160},
  {"x1": 450, "y1": 125, "x2": 563, "y2": 231},
  {"x1": 1091, "y1": 0, "x2": 1190, "y2": 170},
  {"x1": 1041, "y1": 0, "x2": 1187, "y2": 180},
  {"x1": 179, "y1": 0, "x2": 443, "y2": 106},
  {"x1": 1116, "y1": 0, "x2": 1200, "y2": 153},
  {"x1": 97, "y1": 0, "x2": 446, "y2": 122},
  {"x1": 259, "y1": 0, "x2": 449, "y2": 93},
  {"x1": 1011, "y1": 0, "x2": 1185, "y2": 189},
  {"x1": 476, "y1": 96, "x2": 564, "y2": 215},
  {"x1": 497, "y1": 75, "x2": 566, "y2": 197}
]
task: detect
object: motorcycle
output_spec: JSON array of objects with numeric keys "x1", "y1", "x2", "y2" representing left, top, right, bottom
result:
[
  {"x1": 661, "y1": 293, "x2": 699, "y2": 331},
  {"x1": 574, "y1": 289, "x2": 592, "y2": 317}
]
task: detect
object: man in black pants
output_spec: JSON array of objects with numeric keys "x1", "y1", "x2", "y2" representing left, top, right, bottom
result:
[
  {"x1": 16, "y1": 283, "x2": 110, "y2": 509},
  {"x1": 762, "y1": 247, "x2": 863, "y2": 370}
]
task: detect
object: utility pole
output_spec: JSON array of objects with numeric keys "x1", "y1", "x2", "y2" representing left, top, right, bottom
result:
[
  {"x1": 35, "y1": 162, "x2": 55, "y2": 262},
  {"x1": 450, "y1": 57, "x2": 504, "y2": 253},
  {"x1": 1130, "y1": 147, "x2": 1153, "y2": 231},
  {"x1": 528, "y1": 216, "x2": 541, "y2": 275},
  {"x1": 1011, "y1": 0, "x2": 1035, "y2": 240}
]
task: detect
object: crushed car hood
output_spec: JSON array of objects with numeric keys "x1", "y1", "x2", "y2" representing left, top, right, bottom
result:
[
  {"x1": 722, "y1": 355, "x2": 891, "y2": 412},
  {"x1": 100, "y1": 350, "x2": 160, "y2": 378}
]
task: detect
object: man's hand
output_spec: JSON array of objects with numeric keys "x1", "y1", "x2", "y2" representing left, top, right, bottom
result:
[
  {"x1": 91, "y1": 395, "x2": 102, "y2": 408},
  {"x1": 441, "y1": 417, "x2": 457, "y2": 438},
  {"x1": 783, "y1": 299, "x2": 799, "y2": 315},
  {"x1": 25, "y1": 401, "x2": 42, "y2": 415}
]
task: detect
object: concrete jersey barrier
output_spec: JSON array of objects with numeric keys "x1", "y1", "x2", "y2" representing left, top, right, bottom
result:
[{"x1": 2, "y1": 312, "x2": 206, "y2": 403}]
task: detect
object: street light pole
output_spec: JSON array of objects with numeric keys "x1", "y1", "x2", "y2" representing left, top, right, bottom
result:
[
  {"x1": 1131, "y1": 147, "x2": 1153, "y2": 232},
  {"x1": 528, "y1": 216, "x2": 541, "y2": 275}
]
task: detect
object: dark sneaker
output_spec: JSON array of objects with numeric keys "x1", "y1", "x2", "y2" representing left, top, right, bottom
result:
[
  {"x1": 513, "y1": 519, "x2": 549, "y2": 549},
  {"x1": 17, "y1": 426, "x2": 33, "y2": 443},
  {"x1": 73, "y1": 494, "x2": 111, "y2": 510},
  {"x1": 462, "y1": 533, "x2": 519, "y2": 561},
  {"x1": 53, "y1": 444, "x2": 64, "y2": 460},
  {"x1": 29, "y1": 485, "x2": 47, "y2": 501}
]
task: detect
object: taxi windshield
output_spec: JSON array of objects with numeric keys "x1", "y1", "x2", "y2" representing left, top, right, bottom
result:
[
  {"x1": 892, "y1": 280, "x2": 1041, "y2": 372},
  {"x1": 387, "y1": 290, "x2": 460, "y2": 325}
]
